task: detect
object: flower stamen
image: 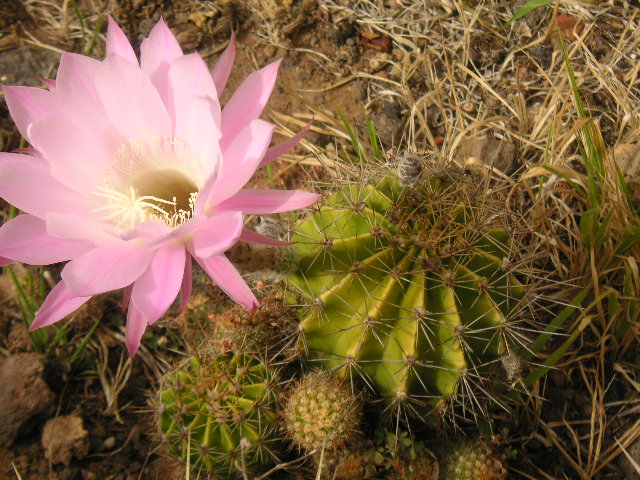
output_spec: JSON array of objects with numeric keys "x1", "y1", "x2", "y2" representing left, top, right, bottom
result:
[{"x1": 94, "y1": 137, "x2": 205, "y2": 230}]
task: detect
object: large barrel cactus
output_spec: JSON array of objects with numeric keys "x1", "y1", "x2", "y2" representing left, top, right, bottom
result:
[
  {"x1": 287, "y1": 152, "x2": 528, "y2": 422},
  {"x1": 156, "y1": 351, "x2": 282, "y2": 478}
]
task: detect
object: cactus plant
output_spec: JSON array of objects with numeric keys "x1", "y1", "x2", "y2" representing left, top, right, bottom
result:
[
  {"x1": 287, "y1": 142, "x2": 531, "y2": 423},
  {"x1": 330, "y1": 429, "x2": 436, "y2": 480},
  {"x1": 210, "y1": 295, "x2": 300, "y2": 360},
  {"x1": 282, "y1": 370, "x2": 361, "y2": 452},
  {"x1": 156, "y1": 350, "x2": 282, "y2": 479},
  {"x1": 441, "y1": 440, "x2": 507, "y2": 480}
]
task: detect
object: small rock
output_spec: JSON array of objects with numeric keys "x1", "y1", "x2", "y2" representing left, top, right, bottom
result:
[
  {"x1": 457, "y1": 136, "x2": 518, "y2": 174},
  {"x1": 368, "y1": 101, "x2": 404, "y2": 145},
  {"x1": 42, "y1": 415, "x2": 90, "y2": 465},
  {"x1": 0, "y1": 353, "x2": 56, "y2": 446},
  {"x1": 263, "y1": 45, "x2": 277, "y2": 58},
  {"x1": 103, "y1": 436, "x2": 116, "y2": 450}
]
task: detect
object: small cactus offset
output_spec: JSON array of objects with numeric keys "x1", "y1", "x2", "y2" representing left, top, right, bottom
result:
[
  {"x1": 331, "y1": 430, "x2": 436, "y2": 480},
  {"x1": 287, "y1": 131, "x2": 532, "y2": 423},
  {"x1": 441, "y1": 440, "x2": 507, "y2": 480},
  {"x1": 156, "y1": 350, "x2": 282, "y2": 479},
  {"x1": 282, "y1": 370, "x2": 361, "y2": 452},
  {"x1": 210, "y1": 295, "x2": 300, "y2": 360}
]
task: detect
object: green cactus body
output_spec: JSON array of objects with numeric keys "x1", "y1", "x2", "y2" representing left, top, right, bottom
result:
[
  {"x1": 288, "y1": 167, "x2": 525, "y2": 420},
  {"x1": 158, "y1": 352, "x2": 281, "y2": 478}
]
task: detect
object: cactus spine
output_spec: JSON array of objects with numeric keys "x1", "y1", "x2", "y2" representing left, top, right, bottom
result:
[
  {"x1": 157, "y1": 351, "x2": 281, "y2": 478},
  {"x1": 441, "y1": 440, "x2": 507, "y2": 480},
  {"x1": 288, "y1": 150, "x2": 528, "y2": 423},
  {"x1": 282, "y1": 370, "x2": 361, "y2": 452}
]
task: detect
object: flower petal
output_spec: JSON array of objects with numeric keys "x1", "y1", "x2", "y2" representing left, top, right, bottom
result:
[
  {"x1": 40, "y1": 78, "x2": 56, "y2": 90},
  {"x1": 179, "y1": 254, "x2": 192, "y2": 314},
  {"x1": 0, "y1": 215, "x2": 91, "y2": 265},
  {"x1": 0, "y1": 151, "x2": 43, "y2": 166},
  {"x1": 124, "y1": 220, "x2": 172, "y2": 241},
  {"x1": 95, "y1": 54, "x2": 172, "y2": 141},
  {"x1": 125, "y1": 303, "x2": 147, "y2": 357},
  {"x1": 143, "y1": 215, "x2": 207, "y2": 250},
  {"x1": 106, "y1": 15, "x2": 137, "y2": 65},
  {"x1": 2, "y1": 85, "x2": 60, "y2": 142},
  {"x1": 220, "y1": 59, "x2": 281, "y2": 150},
  {"x1": 130, "y1": 244, "x2": 185, "y2": 324},
  {"x1": 61, "y1": 242, "x2": 154, "y2": 297},
  {"x1": 240, "y1": 228, "x2": 292, "y2": 246},
  {"x1": 167, "y1": 53, "x2": 220, "y2": 137},
  {"x1": 211, "y1": 32, "x2": 235, "y2": 95},
  {"x1": 0, "y1": 160, "x2": 93, "y2": 219},
  {"x1": 216, "y1": 189, "x2": 321, "y2": 214},
  {"x1": 28, "y1": 117, "x2": 111, "y2": 194},
  {"x1": 191, "y1": 210, "x2": 243, "y2": 259},
  {"x1": 194, "y1": 253, "x2": 258, "y2": 310},
  {"x1": 29, "y1": 280, "x2": 91, "y2": 330},
  {"x1": 0, "y1": 257, "x2": 13, "y2": 267},
  {"x1": 56, "y1": 53, "x2": 120, "y2": 145},
  {"x1": 206, "y1": 119, "x2": 274, "y2": 207},
  {"x1": 260, "y1": 121, "x2": 312, "y2": 167},
  {"x1": 122, "y1": 284, "x2": 133, "y2": 310},
  {"x1": 46, "y1": 213, "x2": 118, "y2": 246},
  {"x1": 187, "y1": 96, "x2": 223, "y2": 175},
  {"x1": 140, "y1": 17, "x2": 183, "y2": 105}
]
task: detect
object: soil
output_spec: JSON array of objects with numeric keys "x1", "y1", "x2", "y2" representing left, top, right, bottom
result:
[{"x1": 0, "y1": 1, "x2": 638, "y2": 479}]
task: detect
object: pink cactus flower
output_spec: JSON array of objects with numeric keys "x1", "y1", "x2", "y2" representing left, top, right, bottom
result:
[{"x1": 0, "y1": 17, "x2": 319, "y2": 356}]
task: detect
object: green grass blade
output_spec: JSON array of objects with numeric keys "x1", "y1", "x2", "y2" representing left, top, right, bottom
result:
[
  {"x1": 364, "y1": 114, "x2": 382, "y2": 161},
  {"x1": 616, "y1": 225, "x2": 640, "y2": 255},
  {"x1": 521, "y1": 285, "x2": 591, "y2": 363},
  {"x1": 265, "y1": 163, "x2": 277, "y2": 189},
  {"x1": 524, "y1": 318, "x2": 586, "y2": 386},
  {"x1": 69, "y1": 316, "x2": 101, "y2": 365},
  {"x1": 71, "y1": 0, "x2": 87, "y2": 52},
  {"x1": 85, "y1": 14, "x2": 105, "y2": 57},
  {"x1": 501, "y1": 0, "x2": 554, "y2": 31},
  {"x1": 337, "y1": 108, "x2": 363, "y2": 162},
  {"x1": 524, "y1": 288, "x2": 609, "y2": 386},
  {"x1": 559, "y1": 34, "x2": 605, "y2": 206},
  {"x1": 592, "y1": 208, "x2": 614, "y2": 248},
  {"x1": 7, "y1": 265, "x2": 46, "y2": 353},
  {"x1": 46, "y1": 323, "x2": 69, "y2": 353},
  {"x1": 541, "y1": 165, "x2": 587, "y2": 199}
]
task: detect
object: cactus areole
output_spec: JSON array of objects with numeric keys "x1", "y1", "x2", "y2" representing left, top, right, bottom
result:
[
  {"x1": 288, "y1": 166, "x2": 525, "y2": 421},
  {"x1": 158, "y1": 352, "x2": 281, "y2": 478}
]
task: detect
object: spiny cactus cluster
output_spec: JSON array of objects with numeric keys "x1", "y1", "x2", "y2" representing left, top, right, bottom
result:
[
  {"x1": 282, "y1": 370, "x2": 361, "y2": 452},
  {"x1": 209, "y1": 295, "x2": 299, "y2": 360},
  {"x1": 288, "y1": 151, "x2": 531, "y2": 423},
  {"x1": 333, "y1": 449, "x2": 369, "y2": 480},
  {"x1": 441, "y1": 440, "x2": 507, "y2": 480},
  {"x1": 331, "y1": 429, "x2": 437, "y2": 480},
  {"x1": 156, "y1": 350, "x2": 282, "y2": 479}
]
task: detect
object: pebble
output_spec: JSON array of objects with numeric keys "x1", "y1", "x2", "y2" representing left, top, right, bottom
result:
[
  {"x1": 0, "y1": 353, "x2": 56, "y2": 446},
  {"x1": 103, "y1": 436, "x2": 117, "y2": 450},
  {"x1": 41, "y1": 415, "x2": 90, "y2": 465}
]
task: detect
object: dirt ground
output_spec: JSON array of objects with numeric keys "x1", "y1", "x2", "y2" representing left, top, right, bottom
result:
[{"x1": 0, "y1": 0, "x2": 639, "y2": 479}]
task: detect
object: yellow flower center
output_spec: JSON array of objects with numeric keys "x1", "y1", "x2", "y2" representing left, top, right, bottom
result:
[{"x1": 93, "y1": 136, "x2": 205, "y2": 230}]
